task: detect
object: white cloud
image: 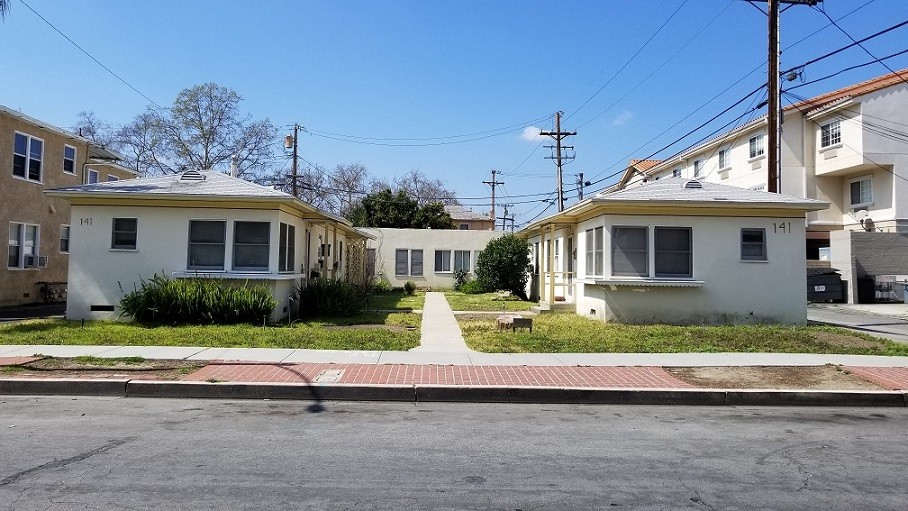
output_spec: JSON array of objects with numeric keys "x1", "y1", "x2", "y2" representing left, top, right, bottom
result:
[
  {"x1": 611, "y1": 111, "x2": 634, "y2": 127},
  {"x1": 521, "y1": 126, "x2": 545, "y2": 142}
]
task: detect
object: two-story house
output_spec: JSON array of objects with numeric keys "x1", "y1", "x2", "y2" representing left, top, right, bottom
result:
[
  {"x1": 1, "y1": 105, "x2": 135, "y2": 307},
  {"x1": 608, "y1": 70, "x2": 908, "y2": 302}
]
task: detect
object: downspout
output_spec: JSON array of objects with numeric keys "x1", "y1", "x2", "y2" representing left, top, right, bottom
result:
[{"x1": 548, "y1": 224, "x2": 555, "y2": 305}]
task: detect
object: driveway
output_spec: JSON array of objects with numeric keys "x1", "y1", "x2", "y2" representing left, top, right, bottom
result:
[
  {"x1": 808, "y1": 303, "x2": 908, "y2": 344},
  {"x1": 0, "y1": 302, "x2": 65, "y2": 323}
]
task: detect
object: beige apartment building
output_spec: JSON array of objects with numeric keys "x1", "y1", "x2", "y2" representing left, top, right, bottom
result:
[{"x1": 1, "y1": 105, "x2": 135, "y2": 307}]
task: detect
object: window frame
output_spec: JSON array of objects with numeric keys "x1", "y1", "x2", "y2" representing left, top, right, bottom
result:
[
  {"x1": 187, "y1": 220, "x2": 227, "y2": 271},
  {"x1": 8, "y1": 223, "x2": 39, "y2": 269},
  {"x1": 111, "y1": 218, "x2": 138, "y2": 251},
  {"x1": 611, "y1": 226, "x2": 649, "y2": 277},
  {"x1": 231, "y1": 221, "x2": 270, "y2": 272},
  {"x1": 820, "y1": 119, "x2": 841, "y2": 149},
  {"x1": 749, "y1": 133, "x2": 765, "y2": 160},
  {"x1": 63, "y1": 145, "x2": 77, "y2": 175},
  {"x1": 718, "y1": 148, "x2": 730, "y2": 170},
  {"x1": 107, "y1": 175, "x2": 119, "y2": 182},
  {"x1": 87, "y1": 169, "x2": 100, "y2": 184},
  {"x1": 672, "y1": 168, "x2": 681, "y2": 178},
  {"x1": 434, "y1": 249, "x2": 452, "y2": 273},
  {"x1": 585, "y1": 226, "x2": 604, "y2": 277},
  {"x1": 740, "y1": 228, "x2": 767, "y2": 262},
  {"x1": 454, "y1": 250, "x2": 471, "y2": 272},
  {"x1": 60, "y1": 224, "x2": 71, "y2": 254},
  {"x1": 654, "y1": 226, "x2": 692, "y2": 278},
  {"x1": 849, "y1": 176, "x2": 873, "y2": 208},
  {"x1": 395, "y1": 249, "x2": 409, "y2": 276},
  {"x1": 410, "y1": 249, "x2": 424, "y2": 276},
  {"x1": 693, "y1": 159, "x2": 703, "y2": 177},
  {"x1": 13, "y1": 132, "x2": 44, "y2": 183},
  {"x1": 278, "y1": 222, "x2": 296, "y2": 273}
]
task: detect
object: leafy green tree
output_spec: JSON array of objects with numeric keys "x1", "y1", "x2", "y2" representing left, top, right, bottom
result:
[
  {"x1": 414, "y1": 202, "x2": 455, "y2": 229},
  {"x1": 349, "y1": 189, "x2": 455, "y2": 229},
  {"x1": 475, "y1": 235, "x2": 531, "y2": 300}
]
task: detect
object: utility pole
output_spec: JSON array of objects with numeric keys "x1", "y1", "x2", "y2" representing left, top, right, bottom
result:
[
  {"x1": 540, "y1": 111, "x2": 576, "y2": 211},
  {"x1": 764, "y1": 0, "x2": 821, "y2": 193},
  {"x1": 284, "y1": 124, "x2": 302, "y2": 197},
  {"x1": 576, "y1": 172, "x2": 591, "y2": 201},
  {"x1": 497, "y1": 204, "x2": 514, "y2": 231},
  {"x1": 483, "y1": 169, "x2": 504, "y2": 221}
]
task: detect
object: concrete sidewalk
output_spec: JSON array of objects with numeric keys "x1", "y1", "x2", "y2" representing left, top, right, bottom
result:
[
  {"x1": 1, "y1": 343, "x2": 907, "y2": 367},
  {"x1": 412, "y1": 292, "x2": 471, "y2": 353}
]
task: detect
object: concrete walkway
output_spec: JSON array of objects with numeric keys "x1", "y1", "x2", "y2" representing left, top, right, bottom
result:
[
  {"x1": 1, "y1": 343, "x2": 907, "y2": 367},
  {"x1": 412, "y1": 292, "x2": 471, "y2": 353}
]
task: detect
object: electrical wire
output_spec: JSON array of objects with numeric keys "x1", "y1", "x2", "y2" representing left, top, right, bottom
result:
[
  {"x1": 785, "y1": 49, "x2": 908, "y2": 92},
  {"x1": 18, "y1": 0, "x2": 163, "y2": 109},
  {"x1": 302, "y1": 113, "x2": 554, "y2": 142}
]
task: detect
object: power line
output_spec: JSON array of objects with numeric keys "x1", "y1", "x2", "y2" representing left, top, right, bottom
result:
[
  {"x1": 780, "y1": 18, "x2": 908, "y2": 76},
  {"x1": 18, "y1": 0, "x2": 163, "y2": 109},
  {"x1": 301, "y1": 113, "x2": 554, "y2": 142},
  {"x1": 785, "y1": 49, "x2": 908, "y2": 92}
]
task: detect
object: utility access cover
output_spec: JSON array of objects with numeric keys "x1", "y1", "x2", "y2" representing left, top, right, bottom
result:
[{"x1": 314, "y1": 369, "x2": 344, "y2": 383}]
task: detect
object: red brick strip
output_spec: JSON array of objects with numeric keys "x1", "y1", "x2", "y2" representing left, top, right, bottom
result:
[
  {"x1": 185, "y1": 362, "x2": 693, "y2": 388},
  {"x1": 845, "y1": 366, "x2": 908, "y2": 390},
  {"x1": 0, "y1": 356, "x2": 41, "y2": 367}
]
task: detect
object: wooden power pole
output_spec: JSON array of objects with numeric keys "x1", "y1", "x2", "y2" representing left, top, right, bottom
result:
[
  {"x1": 540, "y1": 112, "x2": 576, "y2": 211},
  {"x1": 483, "y1": 169, "x2": 504, "y2": 222}
]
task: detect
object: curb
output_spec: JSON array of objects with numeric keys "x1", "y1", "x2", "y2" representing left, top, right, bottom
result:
[{"x1": 1, "y1": 379, "x2": 906, "y2": 406}]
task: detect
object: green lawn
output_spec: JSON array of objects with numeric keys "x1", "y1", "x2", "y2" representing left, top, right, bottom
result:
[
  {"x1": 364, "y1": 290, "x2": 425, "y2": 311},
  {"x1": 460, "y1": 314, "x2": 908, "y2": 356},
  {"x1": 0, "y1": 312, "x2": 421, "y2": 351},
  {"x1": 443, "y1": 291, "x2": 535, "y2": 312}
]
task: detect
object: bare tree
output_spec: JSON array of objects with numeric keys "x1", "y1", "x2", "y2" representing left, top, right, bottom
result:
[
  {"x1": 329, "y1": 163, "x2": 369, "y2": 216},
  {"x1": 393, "y1": 169, "x2": 459, "y2": 206},
  {"x1": 115, "y1": 111, "x2": 170, "y2": 176},
  {"x1": 0, "y1": 0, "x2": 9, "y2": 20},
  {"x1": 73, "y1": 111, "x2": 116, "y2": 147}
]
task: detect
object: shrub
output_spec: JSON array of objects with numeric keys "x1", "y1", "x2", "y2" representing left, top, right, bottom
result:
[
  {"x1": 374, "y1": 278, "x2": 393, "y2": 293},
  {"x1": 404, "y1": 281, "x2": 417, "y2": 295},
  {"x1": 296, "y1": 278, "x2": 366, "y2": 317},
  {"x1": 119, "y1": 274, "x2": 276, "y2": 325},
  {"x1": 459, "y1": 280, "x2": 487, "y2": 294},
  {"x1": 475, "y1": 234, "x2": 530, "y2": 300},
  {"x1": 452, "y1": 269, "x2": 469, "y2": 291}
]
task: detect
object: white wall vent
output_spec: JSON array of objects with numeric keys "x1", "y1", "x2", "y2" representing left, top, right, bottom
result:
[{"x1": 179, "y1": 170, "x2": 206, "y2": 182}]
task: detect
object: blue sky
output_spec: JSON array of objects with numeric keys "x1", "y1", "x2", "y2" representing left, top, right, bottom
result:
[{"x1": 2, "y1": 0, "x2": 907, "y2": 225}]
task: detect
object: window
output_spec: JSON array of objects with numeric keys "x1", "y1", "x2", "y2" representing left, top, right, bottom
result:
[
  {"x1": 741, "y1": 228, "x2": 767, "y2": 261},
  {"x1": 672, "y1": 168, "x2": 681, "y2": 178},
  {"x1": 611, "y1": 226, "x2": 647, "y2": 277},
  {"x1": 395, "y1": 249, "x2": 423, "y2": 276},
  {"x1": 60, "y1": 225, "x2": 70, "y2": 253},
  {"x1": 655, "y1": 227, "x2": 692, "y2": 278},
  {"x1": 107, "y1": 175, "x2": 119, "y2": 182},
  {"x1": 63, "y1": 145, "x2": 76, "y2": 174},
  {"x1": 553, "y1": 239, "x2": 560, "y2": 271},
  {"x1": 434, "y1": 250, "x2": 452, "y2": 272},
  {"x1": 821, "y1": 120, "x2": 841, "y2": 148},
  {"x1": 454, "y1": 250, "x2": 470, "y2": 272},
  {"x1": 749, "y1": 134, "x2": 765, "y2": 159},
  {"x1": 187, "y1": 220, "x2": 226, "y2": 270},
  {"x1": 277, "y1": 223, "x2": 296, "y2": 272},
  {"x1": 693, "y1": 159, "x2": 703, "y2": 177},
  {"x1": 459, "y1": 223, "x2": 469, "y2": 230},
  {"x1": 8, "y1": 223, "x2": 39, "y2": 268},
  {"x1": 395, "y1": 249, "x2": 408, "y2": 276},
  {"x1": 111, "y1": 218, "x2": 137, "y2": 250},
  {"x1": 13, "y1": 133, "x2": 43, "y2": 182},
  {"x1": 411, "y1": 249, "x2": 423, "y2": 276},
  {"x1": 585, "y1": 226, "x2": 604, "y2": 276},
  {"x1": 87, "y1": 169, "x2": 99, "y2": 184},
  {"x1": 718, "y1": 149, "x2": 729, "y2": 170},
  {"x1": 232, "y1": 221, "x2": 269, "y2": 271},
  {"x1": 849, "y1": 176, "x2": 872, "y2": 207}
]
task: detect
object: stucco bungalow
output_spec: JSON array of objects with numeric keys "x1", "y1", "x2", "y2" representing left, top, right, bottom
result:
[
  {"x1": 520, "y1": 178, "x2": 828, "y2": 324},
  {"x1": 45, "y1": 170, "x2": 370, "y2": 321}
]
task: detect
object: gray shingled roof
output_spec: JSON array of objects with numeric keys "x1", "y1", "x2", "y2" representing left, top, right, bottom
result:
[
  {"x1": 48, "y1": 170, "x2": 291, "y2": 198},
  {"x1": 594, "y1": 177, "x2": 827, "y2": 207},
  {"x1": 444, "y1": 204, "x2": 492, "y2": 221}
]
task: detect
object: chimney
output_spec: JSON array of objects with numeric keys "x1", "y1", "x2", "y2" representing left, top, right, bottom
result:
[{"x1": 229, "y1": 155, "x2": 238, "y2": 177}]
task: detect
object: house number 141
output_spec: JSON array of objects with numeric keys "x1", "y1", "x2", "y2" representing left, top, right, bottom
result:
[
  {"x1": 773, "y1": 222, "x2": 790, "y2": 234},
  {"x1": 80, "y1": 218, "x2": 93, "y2": 226}
]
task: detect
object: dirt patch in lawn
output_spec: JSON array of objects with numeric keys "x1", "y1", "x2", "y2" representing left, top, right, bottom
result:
[
  {"x1": 667, "y1": 365, "x2": 884, "y2": 390},
  {"x1": 0, "y1": 357, "x2": 206, "y2": 381},
  {"x1": 322, "y1": 324, "x2": 418, "y2": 333},
  {"x1": 810, "y1": 330, "x2": 883, "y2": 350}
]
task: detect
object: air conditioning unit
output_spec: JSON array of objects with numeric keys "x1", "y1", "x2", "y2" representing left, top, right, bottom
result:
[
  {"x1": 37, "y1": 256, "x2": 48, "y2": 268},
  {"x1": 23, "y1": 255, "x2": 37, "y2": 267}
]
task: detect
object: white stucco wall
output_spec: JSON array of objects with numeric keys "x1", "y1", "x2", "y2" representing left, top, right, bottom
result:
[
  {"x1": 67, "y1": 204, "x2": 353, "y2": 321},
  {"x1": 529, "y1": 213, "x2": 808, "y2": 324},
  {"x1": 362, "y1": 228, "x2": 503, "y2": 288}
]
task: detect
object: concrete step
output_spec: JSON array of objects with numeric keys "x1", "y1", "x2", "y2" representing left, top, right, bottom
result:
[{"x1": 531, "y1": 301, "x2": 575, "y2": 314}]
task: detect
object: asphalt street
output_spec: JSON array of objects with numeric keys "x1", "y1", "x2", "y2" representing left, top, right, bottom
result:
[{"x1": 0, "y1": 397, "x2": 906, "y2": 511}]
